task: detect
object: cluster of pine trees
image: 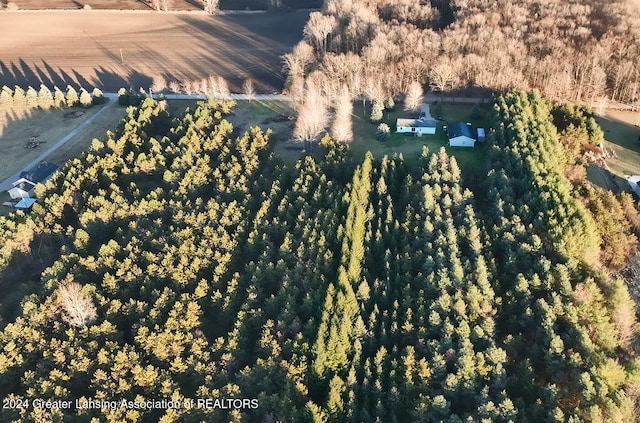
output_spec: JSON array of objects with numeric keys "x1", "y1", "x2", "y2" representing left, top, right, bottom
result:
[
  {"x1": 0, "y1": 85, "x2": 103, "y2": 110},
  {"x1": 0, "y1": 94, "x2": 638, "y2": 422}
]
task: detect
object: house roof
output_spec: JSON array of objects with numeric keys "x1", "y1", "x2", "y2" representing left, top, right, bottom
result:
[
  {"x1": 448, "y1": 122, "x2": 474, "y2": 139},
  {"x1": 397, "y1": 117, "x2": 437, "y2": 128},
  {"x1": 15, "y1": 198, "x2": 36, "y2": 210},
  {"x1": 628, "y1": 175, "x2": 640, "y2": 184},
  {"x1": 18, "y1": 161, "x2": 58, "y2": 184},
  {"x1": 12, "y1": 181, "x2": 37, "y2": 192}
]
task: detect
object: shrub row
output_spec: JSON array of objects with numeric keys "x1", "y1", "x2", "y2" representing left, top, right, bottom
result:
[{"x1": 0, "y1": 85, "x2": 105, "y2": 110}]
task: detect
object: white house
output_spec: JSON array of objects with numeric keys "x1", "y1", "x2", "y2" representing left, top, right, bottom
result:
[
  {"x1": 447, "y1": 122, "x2": 475, "y2": 147},
  {"x1": 7, "y1": 161, "x2": 58, "y2": 200},
  {"x1": 627, "y1": 175, "x2": 640, "y2": 197},
  {"x1": 396, "y1": 117, "x2": 437, "y2": 136}
]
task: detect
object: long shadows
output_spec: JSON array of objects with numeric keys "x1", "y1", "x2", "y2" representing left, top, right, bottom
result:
[{"x1": 0, "y1": 11, "x2": 310, "y2": 93}]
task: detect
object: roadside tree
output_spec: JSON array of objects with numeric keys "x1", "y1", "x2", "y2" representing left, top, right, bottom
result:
[
  {"x1": 66, "y1": 85, "x2": 79, "y2": 107},
  {"x1": 203, "y1": 0, "x2": 219, "y2": 14},
  {"x1": 38, "y1": 85, "x2": 54, "y2": 109},
  {"x1": 404, "y1": 81, "x2": 423, "y2": 112}
]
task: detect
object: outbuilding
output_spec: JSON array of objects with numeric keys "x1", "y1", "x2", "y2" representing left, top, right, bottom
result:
[
  {"x1": 447, "y1": 122, "x2": 475, "y2": 147},
  {"x1": 476, "y1": 127, "x2": 486, "y2": 142}
]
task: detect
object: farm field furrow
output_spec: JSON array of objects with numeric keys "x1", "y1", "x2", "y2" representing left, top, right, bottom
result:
[{"x1": 0, "y1": 10, "x2": 309, "y2": 92}]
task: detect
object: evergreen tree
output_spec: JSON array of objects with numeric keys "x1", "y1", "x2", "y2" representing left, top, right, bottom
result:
[
  {"x1": 370, "y1": 100, "x2": 384, "y2": 123},
  {"x1": 65, "y1": 85, "x2": 79, "y2": 107},
  {"x1": 79, "y1": 88, "x2": 92, "y2": 107},
  {"x1": 384, "y1": 97, "x2": 395, "y2": 111},
  {"x1": 12, "y1": 85, "x2": 26, "y2": 107},
  {"x1": 25, "y1": 86, "x2": 38, "y2": 109},
  {"x1": 0, "y1": 86, "x2": 12, "y2": 108},
  {"x1": 53, "y1": 86, "x2": 66, "y2": 108},
  {"x1": 37, "y1": 84, "x2": 54, "y2": 109}
]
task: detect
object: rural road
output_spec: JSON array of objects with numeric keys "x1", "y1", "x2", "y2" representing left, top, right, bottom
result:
[
  {"x1": 0, "y1": 92, "x2": 288, "y2": 193},
  {"x1": 0, "y1": 93, "x2": 118, "y2": 192}
]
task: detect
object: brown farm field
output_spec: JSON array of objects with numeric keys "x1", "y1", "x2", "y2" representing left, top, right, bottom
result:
[
  {"x1": 2, "y1": 0, "x2": 319, "y2": 10},
  {"x1": 0, "y1": 10, "x2": 309, "y2": 93}
]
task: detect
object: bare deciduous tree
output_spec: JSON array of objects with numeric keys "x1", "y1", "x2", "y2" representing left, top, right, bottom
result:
[
  {"x1": 150, "y1": 75, "x2": 167, "y2": 94},
  {"x1": 304, "y1": 12, "x2": 337, "y2": 55},
  {"x1": 404, "y1": 80, "x2": 423, "y2": 112},
  {"x1": 242, "y1": 78, "x2": 255, "y2": 101},
  {"x1": 282, "y1": 42, "x2": 315, "y2": 89},
  {"x1": 429, "y1": 60, "x2": 458, "y2": 95},
  {"x1": 204, "y1": 74, "x2": 230, "y2": 98},
  {"x1": 331, "y1": 89, "x2": 353, "y2": 142},
  {"x1": 168, "y1": 80, "x2": 181, "y2": 94},
  {"x1": 57, "y1": 282, "x2": 97, "y2": 328},
  {"x1": 203, "y1": 0, "x2": 219, "y2": 14},
  {"x1": 294, "y1": 82, "x2": 329, "y2": 143}
]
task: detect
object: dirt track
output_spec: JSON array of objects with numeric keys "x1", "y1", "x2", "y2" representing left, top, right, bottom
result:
[{"x1": 0, "y1": 10, "x2": 308, "y2": 93}]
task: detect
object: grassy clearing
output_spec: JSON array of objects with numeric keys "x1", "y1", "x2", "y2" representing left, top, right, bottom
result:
[
  {"x1": 230, "y1": 100, "x2": 490, "y2": 189},
  {"x1": 227, "y1": 100, "x2": 300, "y2": 163},
  {"x1": 349, "y1": 101, "x2": 489, "y2": 189},
  {"x1": 0, "y1": 191, "x2": 12, "y2": 217},
  {"x1": 595, "y1": 110, "x2": 640, "y2": 178},
  {"x1": 0, "y1": 105, "x2": 103, "y2": 183}
]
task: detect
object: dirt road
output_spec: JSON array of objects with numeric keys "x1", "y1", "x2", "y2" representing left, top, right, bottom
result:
[{"x1": 0, "y1": 10, "x2": 309, "y2": 93}]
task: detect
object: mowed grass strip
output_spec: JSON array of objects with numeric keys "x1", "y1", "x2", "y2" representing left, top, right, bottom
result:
[
  {"x1": 595, "y1": 110, "x2": 640, "y2": 179},
  {"x1": 0, "y1": 105, "x2": 103, "y2": 182},
  {"x1": 349, "y1": 102, "x2": 489, "y2": 187}
]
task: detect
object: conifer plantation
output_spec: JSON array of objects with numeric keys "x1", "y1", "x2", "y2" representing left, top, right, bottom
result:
[{"x1": 0, "y1": 95, "x2": 638, "y2": 422}]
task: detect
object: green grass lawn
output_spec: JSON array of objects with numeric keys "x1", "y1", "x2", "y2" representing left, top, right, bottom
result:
[
  {"x1": 595, "y1": 110, "x2": 640, "y2": 182},
  {"x1": 0, "y1": 191, "x2": 13, "y2": 217},
  {"x1": 229, "y1": 100, "x2": 490, "y2": 190},
  {"x1": 350, "y1": 102, "x2": 490, "y2": 189}
]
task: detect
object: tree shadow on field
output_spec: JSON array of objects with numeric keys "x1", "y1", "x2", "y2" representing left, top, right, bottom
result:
[
  {"x1": 0, "y1": 59, "x2": 160, "y2": 93},
  {"x1": 0, "y1": 10, "x2": 309, "y2": 94},
  {"x1": 175, "y1": 11, "x2": 309, "y2": 93}
]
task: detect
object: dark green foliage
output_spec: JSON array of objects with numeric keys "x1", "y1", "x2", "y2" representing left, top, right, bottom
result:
[
  {"x1": 92, "y1": 87, "x2": 106, "y2": 105},
  {"x1": 484, "y1": 91, "x2": 636, "y2": 422},
  {"x1": 470, "y1": 102, "x2": 480, "y2": 119},
  {"x1": 431, "y1": 100, "x2": 443, "y2": 116},
  {"x1": 552, "y1": 103, "x2": 604, "y2": 145},
  {"x1": 119, "y1": 90, "x2": 145, "y2": 106},
  {"x1": 384, "y1": 96, "x2": 395, "y2": 111}
]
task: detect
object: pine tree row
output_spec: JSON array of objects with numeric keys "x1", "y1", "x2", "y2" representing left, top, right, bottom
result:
[{"x1": 0, "y1": 84, "x2": 104, "y2": 110}]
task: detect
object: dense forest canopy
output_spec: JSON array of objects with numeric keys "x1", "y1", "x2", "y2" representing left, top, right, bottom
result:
[
  {"x1": 284, "y1": 0, "x2": 640, "y2": 104},
  {"x1": 0, "y1": 94, "x2": 639, "y2": 422}
]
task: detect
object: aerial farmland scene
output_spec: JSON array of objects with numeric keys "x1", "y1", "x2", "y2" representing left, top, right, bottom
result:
[{"x1": 2, "y1": 0, "x2": 640, "y2": 422}]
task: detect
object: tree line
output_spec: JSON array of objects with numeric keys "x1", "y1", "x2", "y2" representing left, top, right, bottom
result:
[
  {"x1": 0, "y1": 85, "x2": 104, "y2": 110},
  {"x1": 285, "y1": 0, "x2": 640, "y2": 105}
]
